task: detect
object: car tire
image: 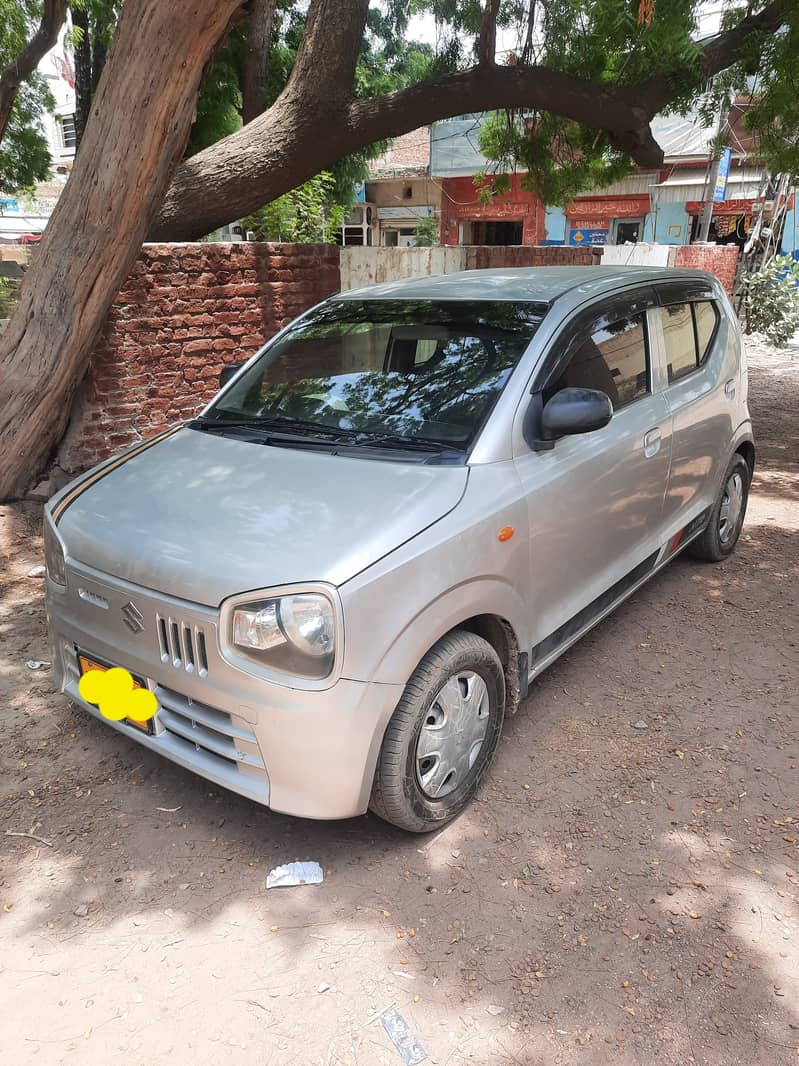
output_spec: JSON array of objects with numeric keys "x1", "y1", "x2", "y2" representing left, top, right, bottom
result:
[
  {"x1": 370, "y1": 630, "x2": 505, "y2": 833},
  {"x1": 688, "y1": 453, "x2": 751, "y2": 562}
]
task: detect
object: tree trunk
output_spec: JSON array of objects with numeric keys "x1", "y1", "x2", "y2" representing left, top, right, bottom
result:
[
  {"x1": 241, "y1": 0, "x2": 277, "y2": 124},
  {"x1": 71, "y1": 5, "x2": 92, "y2": 148},
  {"x1": 91, "y1": 32, "x2": 108, "y2": 94},
  {"x1": 0, "y1": 0, "x2": 243, "y2": 499}
]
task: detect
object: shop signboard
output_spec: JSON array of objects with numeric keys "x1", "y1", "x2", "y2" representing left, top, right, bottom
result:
[
  {"x1": 569, "y1": 227, "x2": 608, "y2": 246},
  {"x1": 713, "y1": 148, "x2": 732, "y2": 203}
]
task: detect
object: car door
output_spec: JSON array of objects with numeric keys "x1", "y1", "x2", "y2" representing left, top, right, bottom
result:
[
  {"x1": 651, "y1": 280, "x2": 739, "y2": 535},
  {"x1": 512, "y1": 287, "x2": 673, "y2": 665}
]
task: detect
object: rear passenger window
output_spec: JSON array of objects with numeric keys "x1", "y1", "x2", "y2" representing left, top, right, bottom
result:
[
  {"x1": 552, "y1": 313, "x2": 649, "y2": 411},
  {"x1": 659, "y1": 300, "x2": 719, "y2": 384},
  {"x1": 660, "y1": 303, "x2": 697, "y2": 382},
  {"x1": 693, "y1": 301, "x2": 719, "y2": 362}
]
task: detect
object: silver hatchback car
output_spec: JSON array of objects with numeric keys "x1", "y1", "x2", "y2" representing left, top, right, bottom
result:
[{"x1": 45, "y1": 267, "x2": 753, "y2": 831}]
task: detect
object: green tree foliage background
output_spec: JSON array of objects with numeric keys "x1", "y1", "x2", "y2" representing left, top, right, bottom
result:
[{"x1": 0, "y1": 0, "x2": 55, "y2": 193}]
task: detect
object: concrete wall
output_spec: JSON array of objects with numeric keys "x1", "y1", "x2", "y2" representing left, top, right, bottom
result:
[
  {"x1": 601, "y1": 243, "x2": 672, "y2": 268},
  {"x1": 340, "y1": 246, "x2": 466, "y2": 290},
  {"x1": 58, "y1": 243, "x2": 341, "y2": 473},
  {"x1": 340, "y1": 244, "x2": 600, "y2": 291}
]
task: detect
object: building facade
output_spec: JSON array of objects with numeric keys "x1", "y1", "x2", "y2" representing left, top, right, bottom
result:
[{"x1": 362, "y1": 129, "x2": 441, "y2": 247}]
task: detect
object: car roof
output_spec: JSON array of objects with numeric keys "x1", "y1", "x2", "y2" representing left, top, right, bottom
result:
[{"x1": 336, "y1": 265, "x2": 717, "y2": 304}]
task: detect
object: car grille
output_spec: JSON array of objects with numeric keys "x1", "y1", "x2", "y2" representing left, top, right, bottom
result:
[
  {"x1": 155, "y1": 685, "x2": 267, "y2": 784},
  {"x1": 156, "y1": 613, "x2": 210, "y2": 678}
]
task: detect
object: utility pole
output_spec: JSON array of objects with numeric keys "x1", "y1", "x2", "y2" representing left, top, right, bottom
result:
[{"x1": 699, "y1": 92, "x2": 733, "y2": 242}]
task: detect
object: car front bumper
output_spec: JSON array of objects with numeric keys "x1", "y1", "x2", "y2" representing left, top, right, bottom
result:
[{"x1": 46, "y1": 559, "x2": 403, "y2": 820}]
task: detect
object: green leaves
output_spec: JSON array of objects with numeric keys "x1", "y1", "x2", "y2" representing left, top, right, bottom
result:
[
  {"x1": 743, "y1": 256, "x2": 799, "y2": 347},
  {"x1": 0, "y1": 1, "x2": 56, "y2": 191},
  {"x1": 477, "y1": 109, "x2": 629, "y2": 207},
  {"x1": 240, "y1": 172, "x2": 345, "y2": 243}
]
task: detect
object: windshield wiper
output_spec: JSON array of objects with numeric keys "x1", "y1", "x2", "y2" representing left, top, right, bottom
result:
[
  {"x1": 190, "y1": 415, "x2": 356, "y2": 442},
  {"x1": 191, "y1": 417, "x2": 463, "y2": 455},
  {"x1": 345, "y1": 431, "x2": 462, "y2": 453}
]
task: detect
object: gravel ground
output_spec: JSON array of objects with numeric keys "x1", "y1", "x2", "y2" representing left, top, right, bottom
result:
[{"x1": 1, "y1": 340, "x2": 797, "y2": 1066}]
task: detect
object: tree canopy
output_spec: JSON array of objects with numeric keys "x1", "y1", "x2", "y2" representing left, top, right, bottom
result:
[
  {"x1": 0, "y1": 0, "x2": 64, "y2": 192},
  {"x1": 0, "y1": 0, "x2": 795, "y2": 497}
]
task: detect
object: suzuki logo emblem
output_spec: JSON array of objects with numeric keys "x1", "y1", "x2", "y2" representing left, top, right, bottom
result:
[{"x1": 121, "y1": 600, "x2": 145, "y2": 634}]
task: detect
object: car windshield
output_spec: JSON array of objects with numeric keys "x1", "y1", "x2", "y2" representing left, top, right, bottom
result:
[{"x1": 203, "y1": 299, "x2": 548, "y2": 450}]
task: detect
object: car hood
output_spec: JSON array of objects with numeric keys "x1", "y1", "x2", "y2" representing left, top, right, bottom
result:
[{"x1": 54, "y1": 428, "x2": 468, "y2": 606}]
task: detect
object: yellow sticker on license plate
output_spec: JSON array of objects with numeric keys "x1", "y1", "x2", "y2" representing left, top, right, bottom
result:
[{"x1": 77, "y1": 652, "x2": 153, "y2": 733}]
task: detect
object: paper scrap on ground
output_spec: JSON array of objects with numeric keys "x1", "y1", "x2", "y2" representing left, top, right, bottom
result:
[
  {"x1": 380, "y1": 1005, "x2": 427, "y2": 1065},
  {"x1": 25, "y1": 660, "x2": 51, "y2": 671},
  {"x1": 266, "y1": 861, "x2": 324, "y2": 889}
]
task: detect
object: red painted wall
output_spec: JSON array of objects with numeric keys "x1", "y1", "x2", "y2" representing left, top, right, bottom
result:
[{"x1": 439, "y1": 175, "x2": 544, "y2": 246}]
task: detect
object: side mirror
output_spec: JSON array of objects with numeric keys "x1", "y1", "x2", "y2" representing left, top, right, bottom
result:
[
  {"x1": 542, "y1": 387, "x2": 613, "y2": 439},
  {"x1": 219, "y1": 362, "x2": 244, "y2": 389},
  {"x1": 534, "y1": 387, "x2": 612, "y2": 449}
]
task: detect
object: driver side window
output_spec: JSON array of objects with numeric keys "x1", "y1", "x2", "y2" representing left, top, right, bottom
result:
[{"x1": 548, "y1": 313, "x2": 649, "y2": 411}]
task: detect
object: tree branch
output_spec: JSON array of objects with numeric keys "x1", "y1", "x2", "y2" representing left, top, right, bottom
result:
[
  {"x1": 0, "y1": 0, "x2": 69, "y2": 143},
  {"x1": 153, "y1": 63, "x2": 662, "y2": 240},
  {"x1": 701, "y1": 0, "x2": 788, "y2": 78},
  {"x1": 241, "y1": 0, "x2": 277, "y2": 124},
  {"x1": 478, "y1": 0, "x2": 501, "y2": 66},
  {"x1": 641, "y1": 0, "x2": 789, "y2": 114},
  {"x1": 285, "y1": 0, "x2": 369, "y2": 109}
]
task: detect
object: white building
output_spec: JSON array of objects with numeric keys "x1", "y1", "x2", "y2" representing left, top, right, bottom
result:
[{"x1": 0, "y1": 33, "x2": 75, "y2": 242}]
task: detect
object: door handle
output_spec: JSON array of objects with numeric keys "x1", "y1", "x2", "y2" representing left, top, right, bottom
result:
[
  {"x1": 643, "y1": 428, "x2": 661, "y2": 458},
  {"x1": 724, "y1": 378, "x2": 736, "y2": 400}
]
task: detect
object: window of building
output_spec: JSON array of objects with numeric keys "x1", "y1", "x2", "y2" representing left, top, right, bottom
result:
[
  {"x1": 58, "y1": 114, "x2": 77, "y2": 150},
  {"x1": 659, "y1": 304, "x2": 697, "y2": 382},
  {"x1": 550, "y1": 313, "x2": 649, "y2": 411},
  {"x1": 611, "y1": 218, "x2": 643, "y2": 244},
  {"x1": 693, "y1": 301, "x2": 719, "y2": 361}
]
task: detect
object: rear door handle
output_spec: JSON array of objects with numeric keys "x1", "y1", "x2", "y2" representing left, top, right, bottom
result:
[
  {"x1": 724, "y1": 378, "x2": 736, "y2": 400},
  {"x1": 643, "y1": 428, "x2": 661, "y2": 458}
]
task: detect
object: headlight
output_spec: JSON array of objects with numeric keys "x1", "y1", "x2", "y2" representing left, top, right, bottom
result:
[
  {"x1": 231, "y1": 593, "x2": 335, "y2": 680},
  {"x1": 43, "y1": 518, "x2": 66, "y2": 586}
]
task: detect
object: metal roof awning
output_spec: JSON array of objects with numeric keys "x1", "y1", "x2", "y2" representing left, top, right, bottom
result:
[{"x1": 650, "y1": 168, "x2": 763, "y2": 203}]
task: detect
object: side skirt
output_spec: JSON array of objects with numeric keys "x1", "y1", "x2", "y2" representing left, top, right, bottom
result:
[{"x1": 527, "y1": 508, "x2": 711, "y2": 685}]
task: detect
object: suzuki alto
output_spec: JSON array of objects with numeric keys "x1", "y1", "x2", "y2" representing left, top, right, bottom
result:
[{"x1": 45, "y1": 266, "x2": 754, "y2": 831}]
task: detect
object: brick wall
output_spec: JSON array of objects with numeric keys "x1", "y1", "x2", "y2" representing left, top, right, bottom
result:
[
  {"x1": 673, "y1": 243, "x2": 739, "y2": 294},
  {"x1": 463, "y1": 245, "x2": 601, "y2": 269},
  {"x1": 57, "y1": 243, "x2": 341, "y2": 473},
  {"x1": 57, "y1": 241, "x2": 603, "y2": 474}
]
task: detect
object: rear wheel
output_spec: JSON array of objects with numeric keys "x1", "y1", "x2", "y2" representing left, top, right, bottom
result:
[
  {"x1": 688, "y1": 453, "x2": 750, "y2": 562},
  {"x1": 370, "y1": 630, "x2": 505, "y2": 832}
]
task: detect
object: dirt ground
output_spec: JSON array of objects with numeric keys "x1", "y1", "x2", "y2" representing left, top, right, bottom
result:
[{"x1": 1, "y1": 341, "x2": 798, "y2": 1066}]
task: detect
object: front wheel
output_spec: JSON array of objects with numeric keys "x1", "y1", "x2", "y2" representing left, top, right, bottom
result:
[
  {"x1": 688, "y1": 453, "x2": 751, "y2": 562},
  {"x1": 370, "y1": 630, "x2": 505, "y2": 832}
]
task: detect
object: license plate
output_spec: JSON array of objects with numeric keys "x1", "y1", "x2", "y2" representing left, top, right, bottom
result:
[{"x1": 77, "y1": 650, "x2": 154, "y2": 734}]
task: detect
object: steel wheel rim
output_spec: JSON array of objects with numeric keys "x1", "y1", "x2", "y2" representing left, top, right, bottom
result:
[
  {"x1": 719, "y1": 471, "x2": 744, "y2": 544},
  {"x1": 416, "y1": 671, "x2": 490, "y2": 799}
]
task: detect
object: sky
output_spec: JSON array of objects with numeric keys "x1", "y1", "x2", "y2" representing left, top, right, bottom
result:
[{"x1": 406, "y1": 2, "x2": 726, "y2": 58}]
